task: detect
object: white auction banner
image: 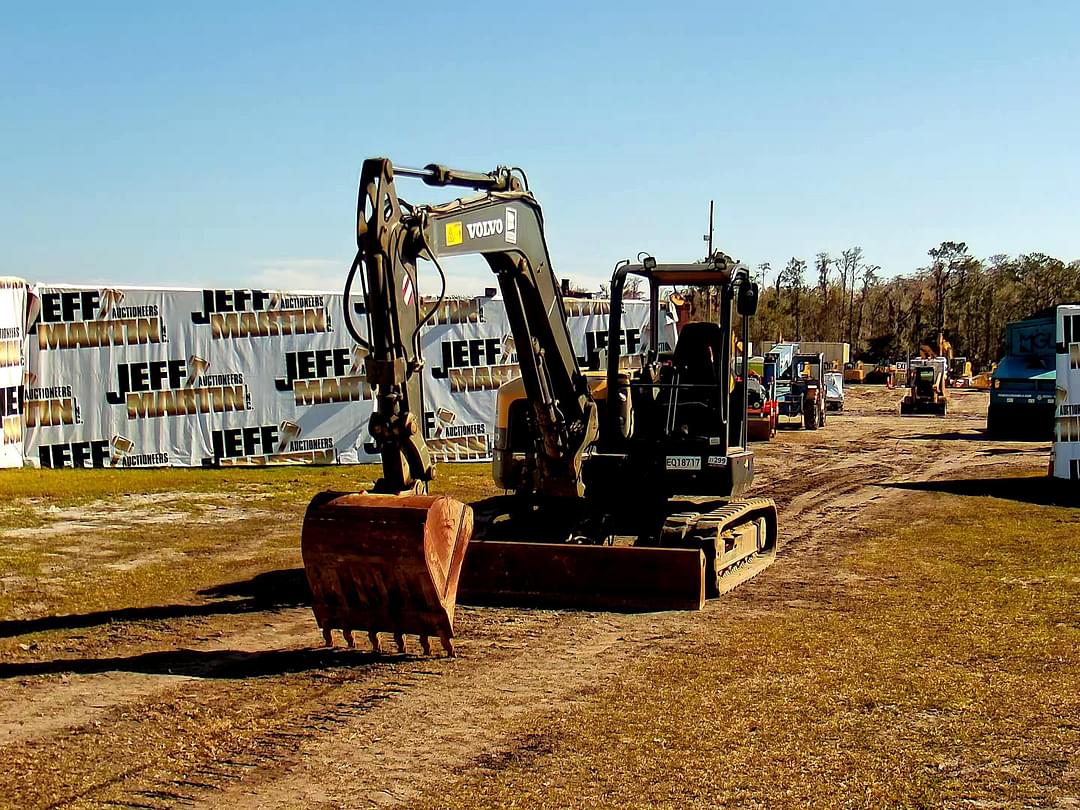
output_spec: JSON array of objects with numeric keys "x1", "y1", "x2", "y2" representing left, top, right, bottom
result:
[
  {"x1": 417, "y1": 295, "x2": 668, "y2": 464},
  {"x1": 419, "y1": 296, "x2": 505, "y2": 463},
  {"x1": 19, "y1": 284, "x2": 662, "y2": 468},
  {"x1": 0, "y1": 279, "x2": 28, "y2": 468},
  {"x1": 1054, "y1": 304, "x2": 1080, "y2": 481},
  {"x1": 25, "y1": 284, "x2": 375, "y2": 468}
]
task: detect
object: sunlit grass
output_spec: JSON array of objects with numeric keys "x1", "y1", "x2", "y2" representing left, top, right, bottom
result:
[
  {"x1": 0, "y1": 461, "x2": 503, "y2": 809},
  {"x1": 420, "y1": 492, "x2": 1080, "y2": 809},
  {"x1": 0, "y1": 462, "x2": 500, "y2": 626}
]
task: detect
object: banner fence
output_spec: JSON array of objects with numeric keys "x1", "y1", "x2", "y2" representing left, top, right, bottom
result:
[{"x1": 0, "y1": 278, "x2": 667, "y2": 469}]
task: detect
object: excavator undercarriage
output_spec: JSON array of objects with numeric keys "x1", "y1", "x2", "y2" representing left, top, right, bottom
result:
[{"x1": 300, "y1": 158, "x2": 778, "y2": 655}]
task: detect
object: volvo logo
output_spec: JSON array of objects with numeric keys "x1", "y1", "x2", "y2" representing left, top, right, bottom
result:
[{"x1": 466, "y1": 219, "x2": 504, "y2": 239}]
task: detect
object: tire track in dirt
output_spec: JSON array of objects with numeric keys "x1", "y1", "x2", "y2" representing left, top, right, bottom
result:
[{"x1": 0, "y1": 611, "x2": 323, "y2": 746}]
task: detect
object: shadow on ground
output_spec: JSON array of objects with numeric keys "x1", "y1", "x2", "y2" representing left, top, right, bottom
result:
[
  {"x1": 0, "y1": 644, "x2": 388, "y2": 680},
  {"x1": 0, "y1": 569, "x2": 310, "y2": 639},
  {"x1": 905, "y1": 430, "x2": 989, "y2": 441},
  {"x1": 905, "y1": 431, "x2": 1053, "y2": 448},
  {"x1": 881, "y1": 476, "x2": 1079, "y2": 507}
]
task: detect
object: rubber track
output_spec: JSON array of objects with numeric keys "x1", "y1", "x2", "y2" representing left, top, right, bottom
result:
[{"x1": 661, "y1": 497, "x2": 779, "y2": 597}]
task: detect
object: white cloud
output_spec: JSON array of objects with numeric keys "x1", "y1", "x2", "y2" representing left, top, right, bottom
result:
[
  {"x1": 249, "y1": 254, "x2": 600, "y2": 298},
  {"x1": 251, "y1": 256, "x2": 490, "y2": 297},
  {"x1": 252, "y1": 258, "x2": 345, "y2": 292}
]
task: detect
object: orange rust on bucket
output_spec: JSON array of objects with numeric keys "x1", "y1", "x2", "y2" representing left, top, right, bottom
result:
[{"x1": 301, "y1": 492, "x2": 473, "y2": 656}]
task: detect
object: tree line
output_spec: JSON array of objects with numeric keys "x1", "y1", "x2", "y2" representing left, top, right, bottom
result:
[{"x1": 749, "y1": 242, "x2": 1080, "y2": 370}]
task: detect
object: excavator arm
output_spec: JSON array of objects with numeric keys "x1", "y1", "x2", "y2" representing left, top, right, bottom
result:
[
  {"x1": 349, "y1": 159, "x2": 433, "y2": 493},
  {"x1": 351, "y1": 158, "x2": 597, "y2": 498},
  {"x1": 303, "y1": 158, "x2": 599, "y2": 655}
]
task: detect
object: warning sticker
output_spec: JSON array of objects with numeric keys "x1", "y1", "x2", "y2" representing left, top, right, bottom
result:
[{"x1": 445, "y1": 221, "x2": 463, "y2": 247}]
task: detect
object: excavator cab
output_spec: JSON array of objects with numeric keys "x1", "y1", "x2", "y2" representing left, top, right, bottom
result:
[
  {"x1": 488, "y1": 252, "x2": 776, "y2": 602},
  {"x1": 590, "y1": 255, "x2": 757, "y2": 496},
  {"x1": 572, "y1": 255, "x2": 777, "y2": 595}
]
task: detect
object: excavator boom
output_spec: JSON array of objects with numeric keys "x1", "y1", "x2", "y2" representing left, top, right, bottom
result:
[{"x1": 302, "y1": 158, "x2": 602, "y2": 653}]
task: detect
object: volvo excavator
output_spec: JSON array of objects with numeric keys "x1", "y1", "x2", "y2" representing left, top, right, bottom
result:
[{"x1": 300, "y1": 158, "x2": 778, "y2": 656}]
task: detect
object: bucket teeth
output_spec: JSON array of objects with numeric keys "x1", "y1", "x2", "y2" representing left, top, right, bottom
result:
[
  {"x1": 317, "y1": 628, "x2": 452, "y2": 656},
  {"x1": 439, "y1": 632, "x2": 455, "y2": 658}
]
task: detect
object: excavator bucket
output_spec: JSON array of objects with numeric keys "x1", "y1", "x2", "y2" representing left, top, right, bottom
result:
[{"x1": 301, "y1": 492, "x2": 472, "y2": 656}]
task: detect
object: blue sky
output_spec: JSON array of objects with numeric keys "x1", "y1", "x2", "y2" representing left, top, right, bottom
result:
[{"x1": 2, "y1": 1, "x2": 1078, "y2": 295}]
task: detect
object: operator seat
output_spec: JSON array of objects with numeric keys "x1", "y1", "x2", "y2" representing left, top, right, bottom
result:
[
  {"x1": 673, "y1": 323, "x2": 723, "y2": 386},
  {"x1": 667, "y1": 322, "x2": 724, "y2": 436}
]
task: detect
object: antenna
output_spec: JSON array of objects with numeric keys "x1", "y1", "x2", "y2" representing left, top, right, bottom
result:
[{"x1": 703, "y1": 200, "x2": 714, "y2": 256}]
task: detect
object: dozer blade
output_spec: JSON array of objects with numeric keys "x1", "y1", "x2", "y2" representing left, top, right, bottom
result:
[
  {"x1": 459, "y1": 542, "x2": 706, "y2": 612},
  {"x1": 301, "y1": 492, "x2": 472, "y2": 656}
]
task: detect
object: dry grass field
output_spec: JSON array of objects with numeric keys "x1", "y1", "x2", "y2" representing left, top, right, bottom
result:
[
  {"x1": 423, "y1": 493, "x2": 1080, "y2": 809},
  {"x1": 0, "y1": 387, "x2": 1076, "y2": 809}
]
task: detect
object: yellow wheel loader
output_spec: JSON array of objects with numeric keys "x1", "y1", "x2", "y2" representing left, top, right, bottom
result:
[{"x1": 301, "y1": 158, "x2": 778, "y2": 655}]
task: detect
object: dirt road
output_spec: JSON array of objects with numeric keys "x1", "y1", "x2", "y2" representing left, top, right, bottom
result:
[{"x1": 0, "y1": 388, "x2": 1062, "y2": 808}]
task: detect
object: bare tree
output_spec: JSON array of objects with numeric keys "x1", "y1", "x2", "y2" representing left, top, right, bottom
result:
[
  {"x1": 927, "y1": 241, "x2": 978, "y2": 351},
  {"x1": 782, "y1": 257, "x2": 808, "y2": 340},
  {"x1": 814, "y1": 252, "x2": 832, "y2": 341},
  {"x1": 855, "y1": 264, "x2": 879, "y2": 351},
  {"x1": 757, "y1": 261, "x2": 771, "y2": 289},
  {"x1": 753, "y1": 242, "x2": 1077, "y2": 368},
  {"x1": 835, "y1": 247, "x2": 863, "y2": 343}
]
